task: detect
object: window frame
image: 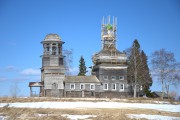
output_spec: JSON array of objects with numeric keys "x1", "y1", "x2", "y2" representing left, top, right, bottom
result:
[
  {"x1": 104, "y1": 83, "x2": 108, "y2": 90},
  {"x1": 70, "y1": 83, "x2": 75, "y2": 90},
  {"x1": 111, "y1": 76, "x2": 116, "y2": 80},
  {"x1": 111, "y1": 83, "x2": 116, "y2": 91},
  {"x1": 103, "y1": 76, "x2": 108, "y2": 80},
  {"x1": 90, "y1": 84, "x2": 95, "y2": 90},
  {"x1": 80, "y1": 83, "x2": 85, "y2": 90},
  {"x1": 119, "y1": 76, "x2": 124, "y2": 80},
  {"x1": 119, "y1": 84, "x2": 124, "y2": 91}
]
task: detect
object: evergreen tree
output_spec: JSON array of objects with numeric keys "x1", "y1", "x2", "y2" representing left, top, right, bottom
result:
[
  {"x1": 139, "y1": 50, "x2": 152, "y2": 96},
  {"x1": 127, "y1": 39, "x2": 153, "y2": 97},
  {"x1": 78, "y1": 56, "x2": 87, "y2": 76}
]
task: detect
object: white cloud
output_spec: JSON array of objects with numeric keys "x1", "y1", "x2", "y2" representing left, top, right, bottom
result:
[
  {"x1": 20, "y1": 68, "x2": 40, "y2": 76},
  {"x1": 5, "y1": 66, "x2": 19, "y2": 72}
]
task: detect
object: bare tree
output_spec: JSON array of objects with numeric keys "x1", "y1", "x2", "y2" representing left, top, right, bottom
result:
[
  {"x1": 165, "y1": 63, "x2": 180, "y2": 99},
  {"x1": 10, "y1": 82, "x2": 20, "y2": 98},
  {"x1": 151, "y1": 48, "x2": 179, "y2": 99},
  {"x1": 63, "y1": 49, "x2": 73, "y2": 75},
  {"x1": 169, "y1": 91, "x2": 177, "y2": 100}
]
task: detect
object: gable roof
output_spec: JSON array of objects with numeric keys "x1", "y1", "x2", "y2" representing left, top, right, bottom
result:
[
  {"x1": 29, "y1": 82, "x2": 44, "y2": 87},
  {"x1": 65, "y1": 76, "x2": 100, "y2": 83}
]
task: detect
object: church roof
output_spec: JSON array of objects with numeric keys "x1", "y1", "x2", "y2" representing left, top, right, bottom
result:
[
  {"x1": 96, "y1": 49, "x2": 122, "y2": 56},
  {"x1": 65, "y1": 76, "x2": 100, "y2": 83},
  {"x1": 44, "y1": 34, "x2": 61, "y2": 41},
  {"x1": 29, "y1": 82, "x2": 44, "y2": 87}
]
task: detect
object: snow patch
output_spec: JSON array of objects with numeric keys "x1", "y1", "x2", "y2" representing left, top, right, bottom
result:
[
  {"x1": 127, "y1": 114, "x2": 180, "y2": 120},
  {"x1": 35, "y1": 114, "x2": 48, "y2": 117},
  {"x1": 62, "y1": 114, "x2": 96, "y2": 120},
  {"x1": 0, "y1": 116, "x2": 8, "y2": 120},
  {"x1": 0, "y1": 102, "x2": 180, "y2": 112}
]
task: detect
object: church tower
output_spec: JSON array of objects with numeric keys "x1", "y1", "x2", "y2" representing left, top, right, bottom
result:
[
  {"x1": 92, "y1": 16, "x2": 128, "y2": 97},
  {"x1": 41, "y1": 34, "x2": 65, "y2": 97}
]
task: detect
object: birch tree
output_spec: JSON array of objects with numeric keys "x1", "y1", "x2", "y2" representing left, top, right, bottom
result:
[{"x1": 151, "y1": 48, "x2": 179, "y2": 99}]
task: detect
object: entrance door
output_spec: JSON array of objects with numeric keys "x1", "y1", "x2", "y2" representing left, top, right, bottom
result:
[{"x1": 51, "y1": 83, "x2": 59, "y2": 97}]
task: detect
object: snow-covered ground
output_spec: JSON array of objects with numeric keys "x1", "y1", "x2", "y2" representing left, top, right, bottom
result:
[
  {"x1": 127, "y1": 114, "x2": 180, "y2": 120},
  {"x1": 0, "y1": 102, "x2": 180, "y2": 112},
  {"x1": 0, "y1": 116, "x2": 7, "y2": 120}
]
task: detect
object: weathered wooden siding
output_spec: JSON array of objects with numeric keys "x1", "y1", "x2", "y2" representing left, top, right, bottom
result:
[
  {"x1": 65, "y1": 83, "x2": 101, "y2": 92},
  {"x1": 44, "y1": 75, "x2": 65, "y2": 89},
  {"x1": 44, "y1": 89, "x2": 64, "y2": 97}
]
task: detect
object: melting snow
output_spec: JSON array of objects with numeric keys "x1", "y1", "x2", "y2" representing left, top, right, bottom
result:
[
  {"x1": 0, "y1": 116, "x2": 8, "y2": 120},
  {"x1": 127, "y1": 114, "x2": 180, "y2": 120},
  {"x1": 62, "y1": 114, "x2": 96, "y2": 120},
  {"x1": 0, "y1": 102, "x2": 180, "y2": 112}
]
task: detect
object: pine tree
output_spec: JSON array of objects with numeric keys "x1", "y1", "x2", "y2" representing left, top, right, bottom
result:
[
  {"x1": 78, "y1": 56, "x2": 87, "y2": 76},
  {"x1": 139, "y1": 50, "x2": 152, "y2": 96}
]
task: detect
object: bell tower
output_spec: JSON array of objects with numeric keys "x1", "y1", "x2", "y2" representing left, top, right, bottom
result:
[{"x1": 41, "y1": 34, "x2": 65, "y2": 97}]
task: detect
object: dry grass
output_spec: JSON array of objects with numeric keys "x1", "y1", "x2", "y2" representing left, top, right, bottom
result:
[
  {"x1": 0, "y1": 107, "x2": 180, "y2": 120},
  {"x1": 0, "y1": 97, "x2": 179, "y2": 119}
]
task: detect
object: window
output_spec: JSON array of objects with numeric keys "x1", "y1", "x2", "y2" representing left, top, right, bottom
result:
[
  {"x1": 80, "y1": 84, "x2": 85, "y2": 90},
  {"x1": 140, "y1": 85, "x2": 143, "y2": 91},
  {"x1": 70, "y1": 84, "x2": 75, "y2": 90},
  {"x1": 103, "y1": 76, "x2": 108, "y2": 80},
  {"x1": 119, "y1": 76, "x2": 124, "y2": 80},
  {"x1": 112, "y1": 83, "x2": 116, "y2": 90},
  {"x1": 104, "y1": 83, "x2": 108, "y2": 90},
  {"x1": 90, "y1": 84, "x2": 95, "y2": 90},
  {"x1": 46, "y1": 47, "x2": 49, "y2": 51},
  {"x1": 120, "y1": 84, "x2": 124, "y2": 91},
  {"x1": 111, "y1": 76, "x2": 116, "y2": 80},
  {"x1": 52, "y1": 83, "x2": 58, "y2": 90}
]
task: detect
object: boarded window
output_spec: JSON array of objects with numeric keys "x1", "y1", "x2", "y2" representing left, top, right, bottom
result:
[{"x1": 103, "y1": 76, "x2": 108, "y2": 80}]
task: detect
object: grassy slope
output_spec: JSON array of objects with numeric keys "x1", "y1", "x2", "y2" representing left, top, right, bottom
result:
[{"x1": 0, "y1": 97, "x2": 180, "y2": 120}]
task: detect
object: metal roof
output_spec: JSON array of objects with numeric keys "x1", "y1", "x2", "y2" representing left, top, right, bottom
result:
[
  {"x1": 44, "y1": 34, "x2": 61, "y2": 41},
  {"x1": 65, "y1": 76, "x2": 100, "y2": 83},
  {"x1": 29, "y1": 82, "x2": 44, "y2": 87}
]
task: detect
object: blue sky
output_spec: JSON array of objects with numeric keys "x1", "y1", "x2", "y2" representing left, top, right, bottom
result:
[{"x1": 0, "y1": 0, "x2": 180, "y2": 97}]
